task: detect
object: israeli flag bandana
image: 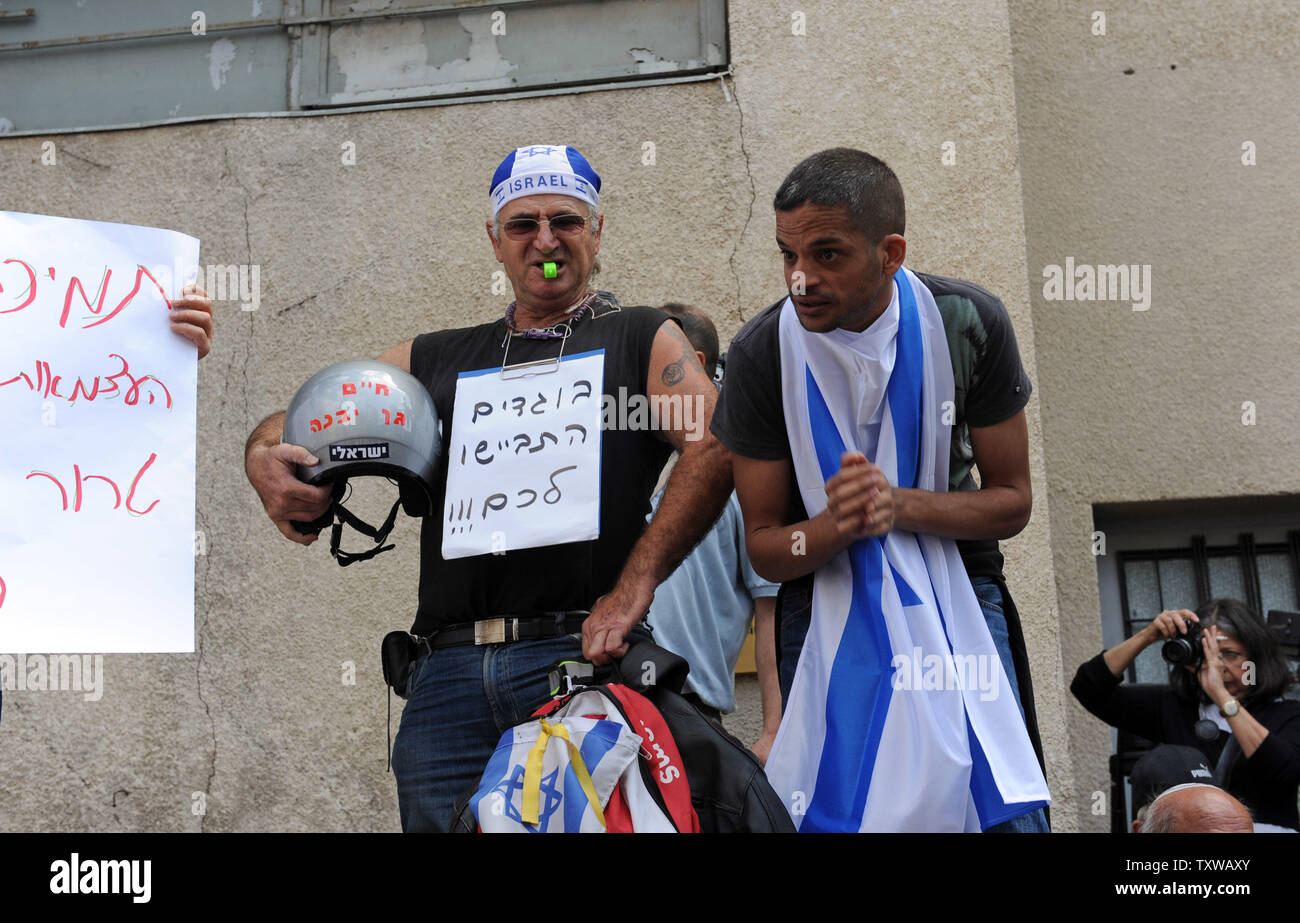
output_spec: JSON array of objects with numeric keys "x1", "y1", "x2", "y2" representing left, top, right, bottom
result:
[
  {"x1": 490, "y1": 144, "x2": 601, "y2": 217},
  {"x1": 765, "y1": 266, "x2": 1051, "y2": 832}
]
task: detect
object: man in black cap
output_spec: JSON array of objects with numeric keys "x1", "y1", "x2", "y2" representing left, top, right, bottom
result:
[{"x1": 1128, "y1": 745, "x2": 1245, "y2": 832}]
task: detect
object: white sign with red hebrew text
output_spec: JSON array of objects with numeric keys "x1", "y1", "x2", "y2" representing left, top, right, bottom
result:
[{"x1": 0, "y1": 211, "x2": 200, "y2": 653}]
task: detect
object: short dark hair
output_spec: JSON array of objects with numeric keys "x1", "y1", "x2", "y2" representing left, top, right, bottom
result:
[
  {"x1": 773, "y1": 148, "x2": 905, "y2": 243},
  {"x1": 660, "y1": 303, "x2": 719, "y2": 379},
  {"x1": 1168, "y1": 597, "x2": 1296, "y2": 705}
]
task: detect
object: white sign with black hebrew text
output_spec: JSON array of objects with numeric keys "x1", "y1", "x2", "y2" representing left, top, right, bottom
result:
[{"x1": 441, "y1": 349, "x2": 604, "y2": 559}]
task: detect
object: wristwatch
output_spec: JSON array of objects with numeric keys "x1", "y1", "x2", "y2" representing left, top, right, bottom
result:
[{"x1": 1219, "y1": 698, "x2": 1240, "y2": 718}]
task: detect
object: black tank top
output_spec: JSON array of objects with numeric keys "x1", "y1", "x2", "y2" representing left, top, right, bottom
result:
[{"x1": 408, "y1": 295, "x2": 674, "y2": 634}]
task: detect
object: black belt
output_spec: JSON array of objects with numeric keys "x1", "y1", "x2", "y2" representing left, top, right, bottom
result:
[{"x1": 422, "y1": 611, "x2": 589, "y2": 650}]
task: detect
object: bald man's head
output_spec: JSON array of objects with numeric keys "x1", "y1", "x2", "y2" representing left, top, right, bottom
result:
[{"x1": 1140, "y1": 784, "x2": 1254, "y2": 833}]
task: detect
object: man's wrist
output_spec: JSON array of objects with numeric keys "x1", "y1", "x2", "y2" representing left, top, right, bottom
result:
[
  {"x1": 245, "y1": 412, "x2": 286, "y2": 465},
  {"x1": 892, "y1": 486, "x2": 917, "y2": 533},
  {"x1": 611, "y1": 570, "x2": 657, "y2": 610},
  {"x1": 243, "y1": 441, "x2": 262, "y2": 477},
  {"x1": 244, "y1": 437, "x2": 274, "y2": 477},
  {"x1": 817, "y1": 508, "x2": 857, "y2": 555}
]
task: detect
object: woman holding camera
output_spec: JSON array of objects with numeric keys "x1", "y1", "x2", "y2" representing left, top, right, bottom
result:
[{"x1": 1071, "y1": 597, "x2": 1300, "y2": 831}]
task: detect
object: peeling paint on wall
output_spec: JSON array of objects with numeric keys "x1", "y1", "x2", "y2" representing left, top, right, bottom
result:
[
  {"x1": 329, "y1": 11, "x2": 518, "y2": 103},
  {"x1": 207, "y1": 38, "x2": 237, "y2": 91},
  {"x1": 628, "y1": 48, "x2": 678, "y2": 75},
  {"x1": 289, "y1": 53, "x2": 300, "y2": 108},
  {"x1": 347, "y1": 0, "x2": 395, "y2": 13}
]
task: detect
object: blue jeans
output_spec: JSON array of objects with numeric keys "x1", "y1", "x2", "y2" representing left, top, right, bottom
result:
[
  {"x1": 777, "y1": 575, "x2": 1049, "y2": 833},
  {"x1": 391, "y1": 633, "x2": 584, "y2": 832},
  {"x1": 391, "y1": 627, "x2": 650, "y2": 833},
  {"x1": 968, "y1": 577, "x2": 1050, "y2": 833}
]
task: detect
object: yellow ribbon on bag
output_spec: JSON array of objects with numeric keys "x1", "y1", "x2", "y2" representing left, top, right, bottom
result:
[{"x1": 521, "y1": 719, "x2": 607, "y2": 829}]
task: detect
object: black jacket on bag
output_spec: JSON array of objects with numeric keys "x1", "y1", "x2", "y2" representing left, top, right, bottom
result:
[
  {"x1": 636, "y1": 670, "x2": 796, "y2": 832},
  {"x1": 1071, "y1": 651, "x2": 1300, "y2": 829}
]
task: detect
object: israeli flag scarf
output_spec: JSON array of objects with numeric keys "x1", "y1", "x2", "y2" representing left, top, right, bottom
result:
[{"x1": 765, "y1": 267, "x2": 1050, "y2": 832}]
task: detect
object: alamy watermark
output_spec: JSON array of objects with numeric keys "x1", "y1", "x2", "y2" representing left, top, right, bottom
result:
[
  {"x1": 144, "y1": 255, "x2": 261, "y2": 312},
  {"x1": 50, "y1": 853, "x2": 150, "y2": 903},
  {"x1": 0, "y1": 653, "x2": 104, "y2": 701},
  {"x1": 890, "y1": 647, "x2": 1001, "y2": 702},
  {"x1": 600, "y1": 386, "x2": 707, "y2": 441},
  {"x1": 1042, "y1": 258, "x2": 1151, "y2": 311}
]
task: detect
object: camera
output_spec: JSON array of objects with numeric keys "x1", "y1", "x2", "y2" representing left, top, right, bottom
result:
[{"x1": 1161, "y1": 622, "x2": 1205, "y2": 667}]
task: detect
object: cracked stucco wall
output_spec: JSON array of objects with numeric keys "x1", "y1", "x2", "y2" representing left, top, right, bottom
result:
[
  {"x1": 1009, "y1": 0, "x2": 1300, "y2": 831},
  {"x1": 1, "y1": 0, "x2": 1071, "y2": 831}
]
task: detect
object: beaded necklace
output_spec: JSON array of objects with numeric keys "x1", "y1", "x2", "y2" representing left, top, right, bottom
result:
[{"x1": 504, "y1": 292, "x2": 599, "y2": 340}]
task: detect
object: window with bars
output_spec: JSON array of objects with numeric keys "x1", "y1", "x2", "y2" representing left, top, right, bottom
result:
[{"x1": 1117, "y1": 531, "x2": 1300, "y2": 686}]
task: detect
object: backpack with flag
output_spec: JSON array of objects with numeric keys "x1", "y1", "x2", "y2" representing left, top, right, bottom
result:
[{"x1": 450, "y1": 641, "x2": 795, "y2": 833}]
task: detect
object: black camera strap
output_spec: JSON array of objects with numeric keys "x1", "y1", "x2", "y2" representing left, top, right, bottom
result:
[{"x1": 1214, "y1": 734, "x2": 1241, "y2": 789}]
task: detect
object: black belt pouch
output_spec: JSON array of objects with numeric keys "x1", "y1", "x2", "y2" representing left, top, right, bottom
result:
[{"x1": 381, "y1": 631, "x2": 422, "y2": 699}]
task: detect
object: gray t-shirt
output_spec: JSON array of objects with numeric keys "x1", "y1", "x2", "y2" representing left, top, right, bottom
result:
[{"x1": 710, "y1": 271, "x2": 1032, "y2": 579}]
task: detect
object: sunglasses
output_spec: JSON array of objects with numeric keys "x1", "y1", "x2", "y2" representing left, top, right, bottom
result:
[{"x1": 500, "y1": 213, "x2": 588, "y2": 240}]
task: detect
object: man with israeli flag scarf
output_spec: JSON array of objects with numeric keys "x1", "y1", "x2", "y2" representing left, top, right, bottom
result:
[{"x1": 711, "y1": 149, "x2": 1050, "y2": 831}]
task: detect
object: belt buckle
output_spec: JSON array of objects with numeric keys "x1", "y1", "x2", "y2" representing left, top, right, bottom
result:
[{"x1": 474, "y1": 618, "x2": 506, "y2": 645}]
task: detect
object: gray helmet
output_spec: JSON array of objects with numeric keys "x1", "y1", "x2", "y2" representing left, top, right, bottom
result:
[{"x1": 283, "y1": 360, "x2": 440, "y2": 564}]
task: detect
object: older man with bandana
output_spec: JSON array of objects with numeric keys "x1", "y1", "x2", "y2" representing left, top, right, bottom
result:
[{"x1": 243, "y1": 144, "x2": 731, "y2": 832}]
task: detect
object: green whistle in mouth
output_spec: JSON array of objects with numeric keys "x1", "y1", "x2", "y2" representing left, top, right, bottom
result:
[{"x1": 543, "y1": 261, "x2": 557, "y2": 279}]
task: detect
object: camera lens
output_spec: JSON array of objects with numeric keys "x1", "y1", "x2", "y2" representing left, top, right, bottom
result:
[
  {"x1": 1161, "y1": 637, "x2": 1195, "y2": 665},
  {"x1": 1161, "y1": 624, "x2": 1204, "y2": 667}
]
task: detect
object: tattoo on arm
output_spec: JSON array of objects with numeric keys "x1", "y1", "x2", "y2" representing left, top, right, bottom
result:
[
  {"x1": 662, "y1": 344, "x2": 689, "y2": 386},
  {"x1": 659, "y1": 323, "x2": 701, "y2": 387}
]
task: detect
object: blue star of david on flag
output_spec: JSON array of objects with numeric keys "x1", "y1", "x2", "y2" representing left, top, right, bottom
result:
[{"x1": 492, "y1": 764, "x2": 564, "y2": 832}]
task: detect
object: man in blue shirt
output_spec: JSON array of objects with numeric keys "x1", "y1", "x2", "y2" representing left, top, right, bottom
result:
[{"x1": 645, "y1": 304, "x2": 783, "y2": 761}]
